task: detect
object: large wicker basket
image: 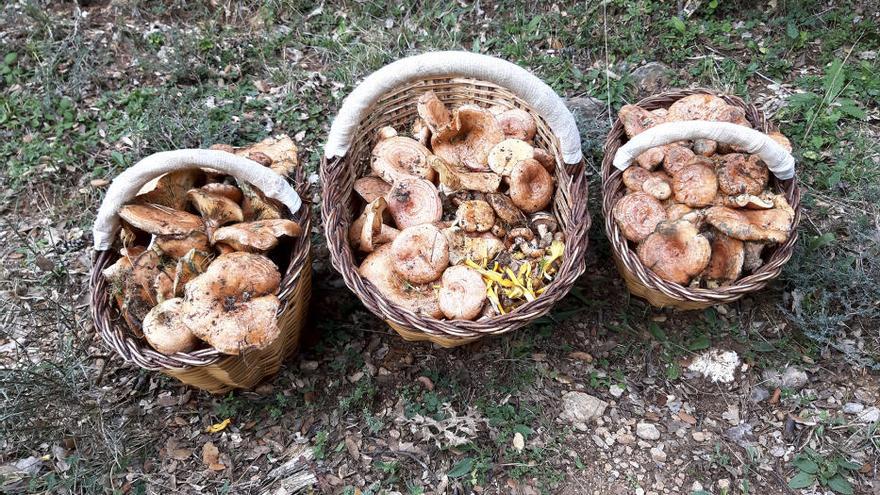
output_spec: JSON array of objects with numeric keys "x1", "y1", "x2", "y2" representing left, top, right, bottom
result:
[
  {"x1": 321, "y1": 51, "x2": 590, "y2": 347},
  {"x1": 90, "y1": 149, "x2": 312, "y2": 393},
  {"x1": 602, "y1": 89, "x2": 802, "y2": 309}
]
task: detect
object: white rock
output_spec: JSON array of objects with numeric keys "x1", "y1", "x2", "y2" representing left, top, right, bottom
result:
[
  {"x1": 650, "y1": 447, "x2": 667, "y2": 463},
  {"x1": 856, "y1": 407, "x2": 879, "y2": 423},
  {"x1": 687, "y1": 349, "x2": 740, "y2": 383},
  {"x1": 559, "y1": 392, "x2": 608, "y2": 425},
  {"x1": 842, "y1": 402, "x2": 864, "y2": 414},
  {"x1": 636, "y1": 422, "x2": 661, "y2": 441},
  {"x1": 609, "y1": 384, "x2": 625, "y2": 398},
  {"x1": 692, "y1": 431, "x2": 706, "y2": 442},
  {"x1": 512, "y1": 432, "x2": 525, "y2": 452}
]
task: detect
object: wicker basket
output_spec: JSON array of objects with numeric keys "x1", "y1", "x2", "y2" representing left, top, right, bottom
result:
[
  {"x1": 602, "y1": 88, "x2": 802, "y2": 309},
  {"x1": 90, "y1": 149, "x2": 312, "y2": 393},
  {"x1": 321, "y1": 51, "x2": 590, "y2": 347}
]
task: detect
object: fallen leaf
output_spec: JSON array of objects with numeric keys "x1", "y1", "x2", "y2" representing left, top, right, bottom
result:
[
  {"x1": 90, "y1": 179, "x2": 109, "y2": 187},
  {"x1": 202, "y1": 442, "x2": 220, "y2": 466},
  {"x1": 344, "y1": 436, "x2": 360, "y2": 461},
  {"x1": 678, "y1": 411, "x2": 697, "y2": 425},
  {"x1": 770, "y1": 388, "x2": 781, "y2": 405},
  {"x1": 170, "y1": 448, "x2": 192, "y2": 461},
  {"x1": 206, "y1": 418, "x2": 231, "y2": 433},
  {"x1": 512, "y1": 432, "x2": 525, "y2": 452},
  {"x1": 416, "y1": 376, "x2": 434, "y2": 391},
  {"x1": 568, "y1": 351, "x2": 593, "y2": 362}
]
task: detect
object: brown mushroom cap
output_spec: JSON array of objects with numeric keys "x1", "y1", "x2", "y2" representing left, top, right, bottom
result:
[
  {"x1": 432, "y1": 105, "x2": 505, "y2": 171},
  {"x1": 768, "y1": 131, "x2": 793, "y2": 152},
  {"x1": 663, "y1": 145, "x2": 696, "y2": 176},
  {"x1": 386, "y1": 178, "x2": 443, "y2": 229},
  {"x1": 702, "y1": 232, "x2": 745, "y2": 284},
  {"x1": 430, "y1": 155, "x2": 502, "y2": 193},
  {"x1": 183, "y1": 295, "x2": 281, "y2": 355},
  {"x1": 239, "y1": 182, "x2": 282, "y2": 221},
  {"x1": 666, "y1": 94, "x2": 729, "y2": 121},
  {"x1": 212, "y1": 219, "x2": 302, "y2": 252},
  {"x1": 142, "y1": 298, "x2": 199, "y2": 355},
  {"x1": 486, "y1": 193, "x2": 527, "y2": 227},
  {"x1": 716, "y1": 154, "x2": 769, "y2": 196},
  {"x1": 185, "y1": 252, "x2": 281, "y2": 301},
  {"x1": 155, "y1": 231, "x2": 211, "y2": 258},
  {"x1": 417, "y1": 90, "x2": 452, "y2": 133},
  {"x1": 444, "y1": 229, "x2": 505, "y2": 265},
  {"x1": 354, "y1": 176, "x2": 392, "y2": 203},
  {"x1": 456, "y1": 200, "x2": 495, "y2": 233},
  {"x1": 612, "y1": 192, "x2": 667, "y2": 243},
  {"x1": 119, "y1": 204, "x2": 204, "y2": 236},
  {"x1": 359, "y1": 244, "x2": 442, "y2": 318},
  {"x1": 488, "y1": 139, "x2": 535, "y2": 176},
  {"x1": 371, "y1": 134, "x2": 435, "y2": 184},
  {"x1": 390, "y1": 224, "x2": 450, "y2": 284},
  {"x1": 233, "y1": 135, "x2": 300, "y2": 178},
  {"x1": 377, "y1": 126, "x2": 398, "y2": 140},
  {"x1": 672, "y1": 160, "x2": 719, "y2": 207},
  {"x1": 439, "y1": 265, "x2": 487, "y2": 320},
  {"x1": 637, "y1": 220, "x2": 711, "y2": 285},
  {"x1": 187, "y1": 189, "x2": 244, "y2": 230},
  {"x1": 496, "y1": 108, "x2": 537, "y2": 141},
  {"x1": 349, "y1": 198, "x2": 399, "y2": 252},
  {"x1": 636, "y1": 146, "x2": 666, "y2": 171},
  {"x1": 705, "y1": 200, "x2": 794, "y2": 243},
  {"x1": 531, "y1": 148, "x2": 555, "y2": 172},
  {"x1": 623, "y1": 167, "x2": 672, "y2": 200},
  {"x1": 412, "y1": 119, "x2": 431, "y2": 147},
  {"x1": 508, "y1": 158, "x2": 554, "y2": 213},
  {"x1": 619, "y1": 104, "x2": 666, "y2": 138},
  {"x1": 200, "y1": 183, "x2": 243, "y2": 204},
  {"x1": 665, "y1": 203, "x2": 706, "y2": 228},
  {"x1": 623, "y1": 166, "x2": 653, "y2": 191},
  {"x1": 135, "y1": 170, "x2": 202, "y2": 210},
  {"x1": 692, "y1": 139, "x2": 717, "y2": 157}
]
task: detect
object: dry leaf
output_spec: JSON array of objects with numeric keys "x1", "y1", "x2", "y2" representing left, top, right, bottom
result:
[
  {"x1": 568, "y1": 351, "x2": 593, "y2": 362},
  {"x1": 416, "y1": 376, "x2": 434, "y2": 391},
  {"x1": 170, "y1": 448, "x2": 192, "y2": 461},
  {"x1": 678, "y1": 411, "x2": 697, "y2": 425},
  {"x1": 202, "y1": 442, "x2": 220, "y2": 465},
  {"x1": 206, "y1": 418, "x2": 231, "y2": 433}
]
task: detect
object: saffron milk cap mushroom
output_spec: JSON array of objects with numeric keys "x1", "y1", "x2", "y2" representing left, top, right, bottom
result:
[
  {"x1": 390, "y1": 224, "x2": 450, "y2": 284},
  {"x1": 439, "y1": 265, "x2": 488, "y2": 320},
  {"x1": 370, "y1": 131, "x2": 435, "y2": 183},
  {"x1": 508, "y1": 158, "x2": 554, "y2": 213},
  {"x1": 349, "y1": 198, "x2": 399, "y2": 252},
  {"x1": 154, "y1": 231, "x2": 211, "y2": 258},
  {"x1": 386, "y1": 178, "x2": 443, "y2": 229},
  {"x1": 444, "y1": 228, "x2": 505, "y2": 265},
  {"x1": 432, "y1": 105, "x2": 504, "y2": 171},
  {"x1": 142, "y1": 298, "x2": 199, "y2": 355},
  {"x1": 495, "y1": 108, "x2": 537, "y2": 141},
  {"x1": 239, "y1": 182, "x2": 282, "y2": 221},
  {"x1": 135, "y1": 169, "x2": 202, "y2": 210},
  {"x1": 416, "y1": 90, "x2": 452, "y2": 133},
  {"x1": 185, "y1": 252, "x2": 281, "y2": 301},
  {"x1": 430, "y1": 156, "x2": 502, "y2": 193},
  {"x1": 455, "y1": 200, "x2": 495, "y2": 233},
  {"x1": 354, "y1": 176, "x2": 392, "y2": 203},
  {"x1": 187, "y1": 189, "x2": 244, "y2": 229},
  {"x1": 618, "y1": 104, "x2": 666, "y2": 138},
  {"x1": 672, "y1": 159, "x2": 719, "y2": 207},
  {"x1": 531, "y1": 148, "x2": 555, "y2": 172},
  {"x1": 212, "y1": 219, "x2": 302, "y2": 252},
  {"x1": 183, "y1": 294, "x2": 282, "y2": 355},
  {"x1": 715, "y1": 154, "x2": 770, "y2": 196},
  {"x1": 200, "y1": 183, "x2": 243, "y2": 204},
  {"x1": 612, "y1": 192, "x2": 667, "y2": 243},
  {"x1": 636, "y1": 146, "x2": 666, "y2": 171},
  {"x1": 119, "y1": 204, "x2": 204, "y2": 236},
  {"x1": 486, "y1": 193, "x2": 527, "y2": 227},
  {"x1": 172, "y1": 249, "x2": 211, "y2": 296},
  {"x1": 359, "y1": 244, "x2": 442, "y2": 318},
  {"x1": 705, "y1": 200, "x2": 794, "y2": 244},
  {"x1": 636, "y1": 220, "x2": 711, "y2": 285},
  {"x1": 663, "y1": 145, "x2": 696, "y2": 176},
  {"x1": 702, "y1": 232, "x2": 745, "y2": 285},
  {"x1": 666, "y1": 94, "x2": 729, "y2": 121}
]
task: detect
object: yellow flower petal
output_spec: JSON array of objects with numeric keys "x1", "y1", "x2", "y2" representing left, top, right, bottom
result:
[{"x1": 206, "y1": 418, "x2": 231, "y2": 433}]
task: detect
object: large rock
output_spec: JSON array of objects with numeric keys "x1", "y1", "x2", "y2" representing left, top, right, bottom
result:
[
  {"x1": 559, "y1": 392, "x2": 608, "y2": 426},
  {"x1": 629, "y1": 62, "x2": 672, "y2": 95}
]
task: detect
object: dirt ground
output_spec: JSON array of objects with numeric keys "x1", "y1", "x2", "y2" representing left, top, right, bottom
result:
[{"x1": 1, "y1": 1, "x2": 878, "y2": 494}]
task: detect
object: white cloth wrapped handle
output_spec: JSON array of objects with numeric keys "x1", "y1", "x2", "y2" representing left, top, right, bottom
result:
[
  {"x1": 612, "y1": 121, "x2": 795, "y2": 180},
  {"x1": 93, "y1": 149, "x2": 302, "y2": 251},
  {"x1": 324, "y1": 51, "x2": 583, "y2": 165}
]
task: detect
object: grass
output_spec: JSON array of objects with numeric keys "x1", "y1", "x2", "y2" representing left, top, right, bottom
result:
[{"x1": 1, "y1": 0, "x2": 879, "y2": 493}]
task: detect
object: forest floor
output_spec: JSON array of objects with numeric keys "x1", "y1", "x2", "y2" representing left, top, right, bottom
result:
[{"x1": 1, "y1": 1, "x2": 879, "y2": 494}]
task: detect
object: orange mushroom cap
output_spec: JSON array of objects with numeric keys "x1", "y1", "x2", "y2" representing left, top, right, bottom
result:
[
  {"x1": 416, "y1": 90, "x2": 452, "y2": 134},
  {"x1": 358, "y1": 244, "x2": 442, "y2": 318},
  {"x1": 702, "y1": 232, "x2": 745, "y2": 284},
  {"x1": 715, "y1": 154, "x2": 769, "y2": 196},
  {"x1": 496, "y1": 108, "x2": 537, "y2": 141},
  {"x1": 212, "y1": 219, "x2": 302, "y2": 252},
  {"x1": 705, "y1": 200, "x2": 794, "y2": 244},
  {"x1": 386, "y1": 177, "x2": 443, "y2": 229},
  {"x1": 390, "y1": 224, "x2": 450, "y2": 284},
  {"x1": 662, "y1": 145, "x2": 696, "y2": 176},
  {"x1": 432, "y1": 105, "x2": 505, "y2": 171},
  {"x1": 637, "y1": 220, "x2": 711, "y2": 285},
  {"x1": 371, "y1": 134, "x2": 435, "y2": 184},
  {"x1": 508, "y1": 158, "x2": 554, "y2": 214},
  {"x1": 455, "y1": 200, "x2": 496, "y2": 233},
  {"x1": 619, "y1": 104, "x2": 666, "y2": 138},
  {"x1": 666, "y1": 94, "x2": 729, "y2": 121},
  {"x1": 354, "y1": 176, "x2": 392, "y2": 203},
  {"x1": 439, "y1": 265, "x2": 487, "y2": 320},
  {"x1": 672, "y1": 160, "x2": 719, "y2": 207},
  {"x1": 612, "y1": 191, "x2": 668, "y2": 243}
]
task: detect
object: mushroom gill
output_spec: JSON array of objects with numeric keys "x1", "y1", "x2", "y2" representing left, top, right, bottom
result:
[{"x1": 432, "y1": 105, "x2": 505, "y2": 171}]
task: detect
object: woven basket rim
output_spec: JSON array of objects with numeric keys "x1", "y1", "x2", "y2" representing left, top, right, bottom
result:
[
  {"x1": 321, "y1": 77, "x2": 590, "y2": 340},
  {"x1": 89, "y1": 163, "x2": 312, "y2": 371},
  {"x1": 601, "y1": 87, "x2": 803, "y2": 305}
]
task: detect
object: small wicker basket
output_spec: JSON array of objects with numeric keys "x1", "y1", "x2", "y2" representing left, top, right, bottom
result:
[
  {"x1": 602, "y1": 88, "x2": 802, "y2": 309},
  {"x1": 321, "y1": 51, "x2": 590, "y2": 347},
  {"x1": 90, "y1": 149, "x2": 312, "y2": 393}
]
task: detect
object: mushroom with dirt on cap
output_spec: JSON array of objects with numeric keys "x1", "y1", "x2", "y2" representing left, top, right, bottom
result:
[
  {"x1": 508, "y1": 158, "x2": 554, "y2": 214},
  {"x1": 495, "y1": 108, "x2": 536, "y2": 141},
  {"x1": 370, "y1": 127, "x2": 435, "y2": 184},
  {"x1": 142, "y1": 298, "x2": 199, "y2": 355},
  {"x1": 359, "y1": 244, "x2": 442, "y2": 318},
  {"x1": 439, "y1": 265, "x2": 488, "y2": 320},
  {"x1": 386, "y1": 177, "x2": 443, "y2": 229},
  {"x1": 612, "y1": 192, "x2": 668, "y2": 243},
  {"x1": 702, "y1": 232, "x2": 745, "y2": 286},
  {"x1": 637, "y1": 220, "x2": 711, "y2": 285},
  {"x1": 455, "y1": 200, "x2": 495, "y2": 233},
  {"x1": 671, "y1": 159, "x2": 718, "y2": 207},
  {"x1": 432, "y1": 105, "x2": 505, "y2": 171},
  {"x1": 212, "y1": 219, "x2": 302, "y2": 253},
  {"x1": 390, "y1": 224, "x2": 450, "y2": 284}
]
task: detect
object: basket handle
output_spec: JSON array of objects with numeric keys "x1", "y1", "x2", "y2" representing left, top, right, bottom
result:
[
  {"x1": 612, "y1": 121, "x2": 795, "y2": 180},
  {"x1": 92, "y1": 149, "x2": 302, "y2": 251},
  {"x1": 323, "y1": 51, "x2": 583, "y2": 165}
]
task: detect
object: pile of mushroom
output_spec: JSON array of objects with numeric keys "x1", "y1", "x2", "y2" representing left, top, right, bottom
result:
[
  {"x1": 102, "y1": 136, "x2": 303, "y2": 355},
  {"x1": 613, "y1": 95, "x2": 795, "y2": 288},
  {"x1": 351, "y1": 92, "x2": 566, "y2": 320}
]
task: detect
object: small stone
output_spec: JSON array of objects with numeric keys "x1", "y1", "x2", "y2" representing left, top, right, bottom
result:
[
  {"x1": 856, "y1": 406, "x2": 879, "y2": 423},
  {"x1": 717, "y1": 479, "x2": 731, "y2": 491},
  {"x1": 559, "y1": 392, "x2": 608, "y2": 425},
  {"x1": 721, "y1": 406, "x2": 740, "y2": 425},
  {"x1": 842, "y1": 402, "x2": 864, "y2": 414},
  {"x1": 650, "y1": 447, "x2": 667, "y2": 463},
  {"x1": 512, "y1": 432, "x2": 525, "y2": 452},
  {"x1": 725, "y1": 423, "x2": 752, "y2": 447},
  {"x1": 609, "y1": 384, "x2": 624, "y2": 398},
  {"x1": 691, "y1": 482, "x2": 704, "y2": 492},
  {"x1": 629, "y1": 62, "x2": 672, "y2": 95},
  {"x1": 636, "y1": 423, "x2": 660, "y2": 441},
  {"x1": 692, "y1": 431, "x2": 706, "y2": 442},
  {"x1": 749, "y1": 387, "x2": 770, "y2": 403},
  {"x1": 635, "y1": 488, "x2": 645, "y2": 495},
  {"x1": 90, "y1": 178, "x2": 109, "y2": 187},
  {"x1": 781, "y1": 367, "x2": 809, "y2": 389},
  {"x1": 565, "y1": 96, "x2": 610, "y2": 147}
]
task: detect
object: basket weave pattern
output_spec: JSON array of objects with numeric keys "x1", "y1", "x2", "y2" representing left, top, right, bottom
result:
[
  {"x1": 322, "y1": 78, "x2": 590, "y2": 347},
  {"x1": 601, "y1": 88, "x2": 802, "y2": 309},
  {"x1": 90, "y1": 167, "x2": 312, "y2": 393}
]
